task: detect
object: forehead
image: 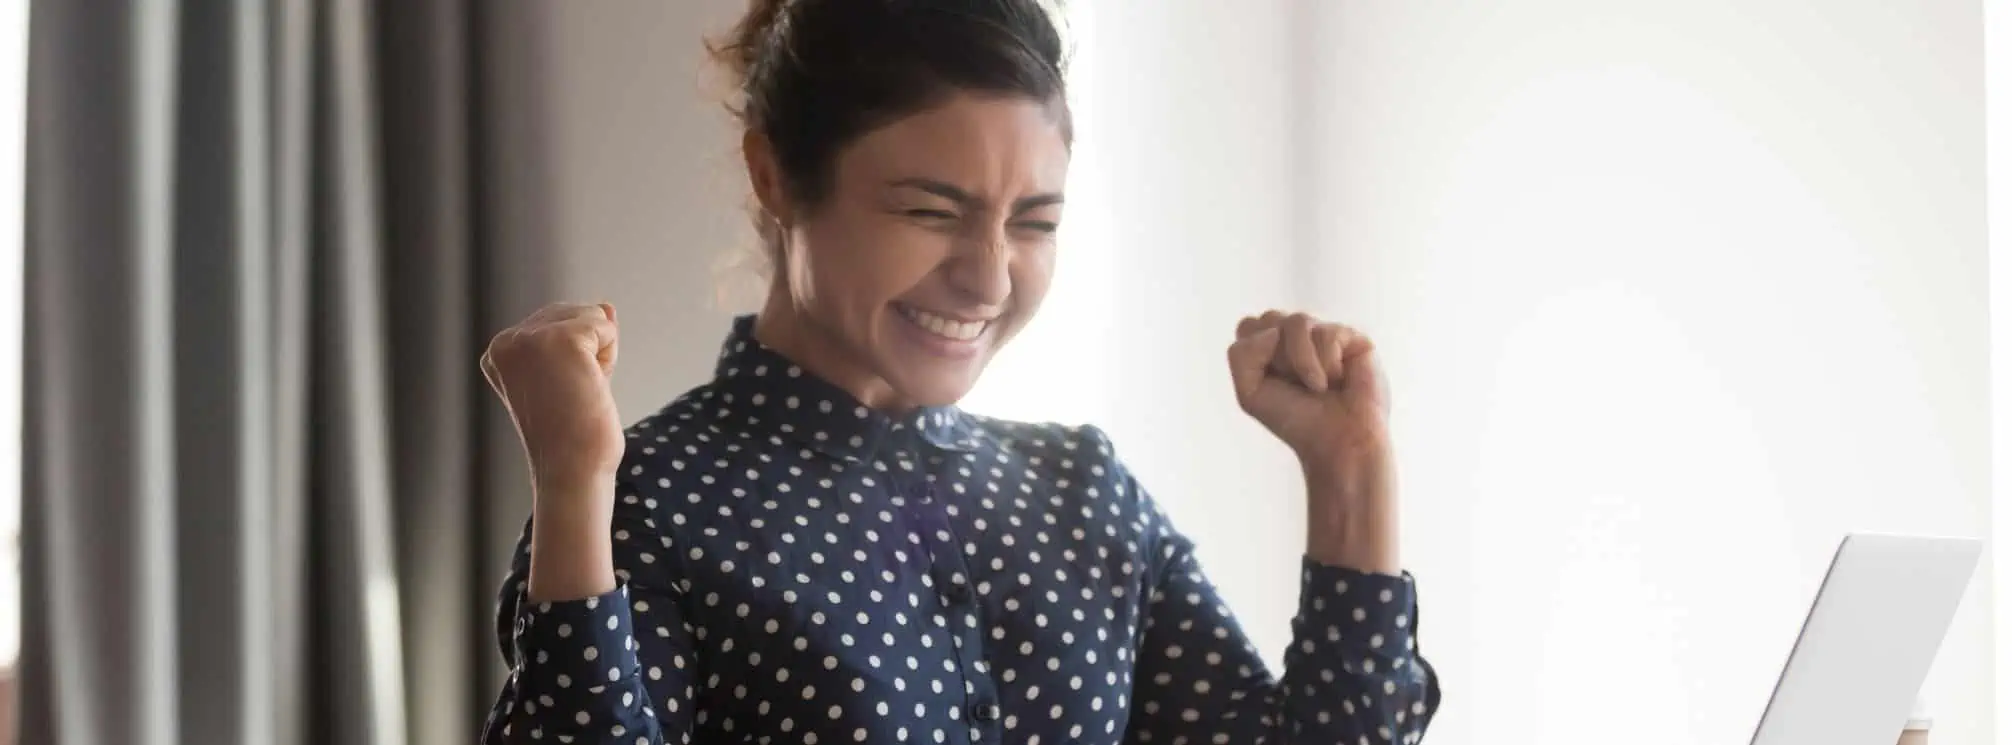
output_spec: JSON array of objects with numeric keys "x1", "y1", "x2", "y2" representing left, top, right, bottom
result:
[{"x1": 837, "y1": 93, "x2": 1071, "y2": 198}]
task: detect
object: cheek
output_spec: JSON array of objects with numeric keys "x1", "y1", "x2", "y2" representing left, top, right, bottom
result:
[
  {"x1": 1008, "y1": 245, "x2": 1057, "y2": 317},
  {"x1": 803, "y1": 217, "x2": 948, "y2": 305}
]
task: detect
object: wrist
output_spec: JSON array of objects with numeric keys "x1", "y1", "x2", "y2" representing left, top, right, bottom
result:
[
  {"x1": 532, "y1": 468, "x2": 616, "y2": 505},
  {"x1": 526, "y1": 475, "x2": 619, "y2": 603},
  {"x1": 530, "y1": 457, "x2": 617, "y2": 495},
  {"x1": 1300, "y1": 459, "x2": 1401, "y2": 575},
  {"x1": 1298, "y1": 457, "x2": 1379, "y2": 500},
  {"x1": 525, "y1": 527, "x2": 618, "y2": 603}
]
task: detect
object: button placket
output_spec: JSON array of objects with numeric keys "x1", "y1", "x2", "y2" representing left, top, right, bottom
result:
[{"x1": 901, "y1": 474, "x2": 1002, "y2": 742}]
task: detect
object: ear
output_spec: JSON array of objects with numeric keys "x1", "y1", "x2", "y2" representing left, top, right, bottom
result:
[{"x1": 743, "y1": 129, "x2": 793, "y2": 226}]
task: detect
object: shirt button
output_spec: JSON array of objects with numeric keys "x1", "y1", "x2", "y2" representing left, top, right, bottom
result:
[
  {"x1": 974, "y1": 704, "x2": 1002, "y2": 722},
  {"x1": 945, "y1": 582, "x2": 972, "y2": 603}
]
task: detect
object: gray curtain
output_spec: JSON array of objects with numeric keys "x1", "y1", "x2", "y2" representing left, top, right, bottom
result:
[{"x1": 21, "y1": 2, "x2": 544, "y2": 744}]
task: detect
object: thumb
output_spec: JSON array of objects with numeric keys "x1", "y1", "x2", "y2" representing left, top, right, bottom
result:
[
  {"x1": 589, "y1": 305, "x2": 620, "y2": 377},
  {"x1": 1343, "y1": 345, "x2": 1391, "y2": 413},
  {"x1": 1227, "y1": 327, "x2": 1282, "y2": 405}
]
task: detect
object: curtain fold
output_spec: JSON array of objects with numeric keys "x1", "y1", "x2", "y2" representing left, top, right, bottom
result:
[{"x1": 21, "y1": 2, "x2": 541, "y2": 743}]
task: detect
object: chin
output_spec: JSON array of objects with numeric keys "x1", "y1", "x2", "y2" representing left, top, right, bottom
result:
[{"x1": 876, "y1": 306, "x2": 1003, "y2": 407}]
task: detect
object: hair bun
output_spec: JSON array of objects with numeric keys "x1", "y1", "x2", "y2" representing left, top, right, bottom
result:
[{"x1": 709, "y1": 0, "x2": 790, "y2": 90}]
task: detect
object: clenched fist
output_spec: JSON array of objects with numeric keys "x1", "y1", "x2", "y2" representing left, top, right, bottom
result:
[
  {"x1": 1228, "y1": 310, "x2": 1400, "y2": 574},
  {"x1": 1227, "y1": 311, "x2": 1390, "y2": 463},
  {"x1": 481, "y1": 302, "x2": 626, "y2": 505},
  {"x1": 483, "y1": 302, "x2": 627, "y2": 602}
]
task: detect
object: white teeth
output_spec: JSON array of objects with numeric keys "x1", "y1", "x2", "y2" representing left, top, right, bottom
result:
[{"x1": 902, "y1": 306, "x2": 988, "y2": 342}]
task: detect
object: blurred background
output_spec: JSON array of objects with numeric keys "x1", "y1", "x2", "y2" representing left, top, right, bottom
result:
[{"x1": 5, "y1": 1, "x2": 2012, "y2": 744}]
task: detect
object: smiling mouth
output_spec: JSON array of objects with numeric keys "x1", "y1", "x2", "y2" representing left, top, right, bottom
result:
[{"x1": 896, "y1": 304, "x2": 992, "y2": 342}]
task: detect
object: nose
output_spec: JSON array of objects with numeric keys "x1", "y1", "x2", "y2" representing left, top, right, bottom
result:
[{"x1": 944, "y1": 226, "x2": 1012, "y2": 308}]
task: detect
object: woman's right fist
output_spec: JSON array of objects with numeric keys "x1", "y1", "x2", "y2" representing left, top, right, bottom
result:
[{"x1": 481, "y1": 302, "x2": 626, "y2": 494}]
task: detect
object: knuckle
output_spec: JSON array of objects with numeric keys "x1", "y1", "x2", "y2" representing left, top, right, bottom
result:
[
  {"x1": 484, "y1": 328, "x2": 522, "y2": 359},
  {"x1": 530, "y1": 324, "x2": 585, "y2": 351}
]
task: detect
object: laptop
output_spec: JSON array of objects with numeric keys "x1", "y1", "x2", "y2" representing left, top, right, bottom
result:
[{"x1": 1749, "y1": 532, "x2": 1983, "y2": 745}]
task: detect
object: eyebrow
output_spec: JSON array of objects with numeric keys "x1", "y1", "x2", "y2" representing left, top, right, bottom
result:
[{"x1": 888, "y1": 177, "x2": 1064, "y2": 213}]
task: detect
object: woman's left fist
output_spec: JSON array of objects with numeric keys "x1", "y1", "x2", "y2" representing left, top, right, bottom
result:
[{"x1": 1226, "y1": 311, "x2": 1391, "y2": 468}]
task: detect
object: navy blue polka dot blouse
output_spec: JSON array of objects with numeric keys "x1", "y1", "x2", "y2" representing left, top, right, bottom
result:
[{"x1": 482, "y1": 316, "x2": 1441, "y2": 744}]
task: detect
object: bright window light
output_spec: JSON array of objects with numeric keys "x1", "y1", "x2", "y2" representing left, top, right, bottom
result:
[
  {"x1": 0, "y1": 1, "x2": 30, "y2": 670},
  {"x1": 957, "y1": 0, "x2": 1114, "y2": 427},
  {"x1": 1986, "y1": 0, "x2": 2011, "y2": 739}
]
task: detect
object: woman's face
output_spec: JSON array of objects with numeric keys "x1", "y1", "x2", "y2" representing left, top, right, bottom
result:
[{"x1": 756, "y1": 92, "x2": 1071, "y2": 409}]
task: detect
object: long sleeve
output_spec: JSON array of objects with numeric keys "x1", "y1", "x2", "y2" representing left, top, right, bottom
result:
[
  {"x1": 1125, "y1": 536, "x2": 1441, "y2": 745},
  {"x1": 481, "y1": 486, "x2": 699, "y2": 745},
  {"x1": 472, "y1": 325, "x2": 1434, "y2": 745}
]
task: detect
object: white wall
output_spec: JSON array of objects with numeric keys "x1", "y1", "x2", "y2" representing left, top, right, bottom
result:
[
  {"x1": 1010, "y1": 5, "x2": 1996, "y2": 743},
  {"x1": 502, "y1": 0, "x2": 756, "y2": 416},
  {"x1": 0, "y1": 0, "x2": 27, "y2": 674},
  {"x1": 1990, "y1": 0, "x2": 2012, "y2": 741},
  {"x1": 1299, "y1": 2, "x2": 1992, "y2": 744}
]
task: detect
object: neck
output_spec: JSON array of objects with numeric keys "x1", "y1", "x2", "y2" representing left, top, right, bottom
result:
[{"x1": 752, "y1": 289, "x2": 912, "y2": 412}]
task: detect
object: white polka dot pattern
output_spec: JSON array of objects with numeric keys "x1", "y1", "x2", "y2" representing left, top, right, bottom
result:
[{"x1": 481, "y1": 317, "x2": 1440, "y2": 744}]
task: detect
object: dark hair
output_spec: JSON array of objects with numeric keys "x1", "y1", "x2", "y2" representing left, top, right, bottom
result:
[{"x1": 711, "y1": 0, "x2": 1072, "y2": 221}]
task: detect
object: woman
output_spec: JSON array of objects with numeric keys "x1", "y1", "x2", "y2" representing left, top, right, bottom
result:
[{"x1": 479, "y1": 1, "x2": 1441, "y2": 743}]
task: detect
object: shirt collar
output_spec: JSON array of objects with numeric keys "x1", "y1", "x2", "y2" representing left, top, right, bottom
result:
[{"x1": 711, "y1": 315, "x2": 981, "y2": 462}]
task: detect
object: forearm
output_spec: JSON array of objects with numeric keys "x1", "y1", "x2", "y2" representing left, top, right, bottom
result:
[
  {"x1": 1128, "y1": 547, "x2": 1439, "y2": 744},
  {"x1": 485, "y1": 498, "x2": 696, "y2": 745},
  {"x1": 1302, "y1": 460, "x2": 1401, "y2": 575},
  {"x1": 526, "y1": 475, "x2": 618, "y2": 603},
  {"x1": 485, "y1": 582, "x2": 677, "y2": 745},
  {"x1": 1277, "y1": 562, "x2": 1439, "y2": 744}
]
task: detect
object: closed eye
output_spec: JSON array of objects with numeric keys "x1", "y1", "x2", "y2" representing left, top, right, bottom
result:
[
  {"x1": 1013, "y1": 220, "x2": 1060, "y2": 234},
  {"x1": 903, "y1": 208, "x2": 959, "y2": 221}
]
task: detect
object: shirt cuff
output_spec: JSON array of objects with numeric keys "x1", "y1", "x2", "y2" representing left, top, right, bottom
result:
[
  {"x1": 511, "y1": 584, "x2": 643, "y2": 702},
  {"x1": 1291, "y1": 558, "x2": 1420, "y2": 664}
]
